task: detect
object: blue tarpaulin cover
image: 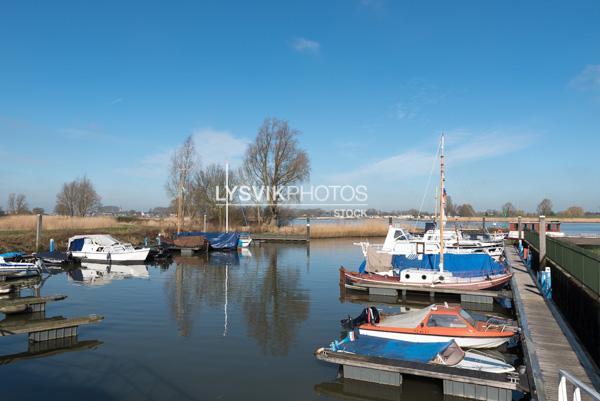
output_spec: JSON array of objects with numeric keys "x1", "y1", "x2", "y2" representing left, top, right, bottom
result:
[
  {"x1": 391, "y1": 253, "x2": 505, "y2": 278},
  {"x1": 331, "y1": 335, "x2": 451, "y2": 363},
  {"x1": 177, "y1": 232, "x2": 240, "y2": 250},
  {"x1": 0, "y1": 252, "x2": 23, "y2": 259},
  {"x1": 68, "y1": 238, "x2": 85, "y2": 252}
]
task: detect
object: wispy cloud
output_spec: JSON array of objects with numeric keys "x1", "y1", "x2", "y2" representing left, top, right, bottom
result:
[
  {"x1": 569, "y1": 64, "x2": 600, "y2": 91},
  {"x1": 191, "y1": 128, "x2": 249, "y2": 166},
  {"x1": 111, "y1": 97, "x2": 124, "y2": 105},
  {"x1": 393, "y1": 79, "x2": 447, "y2": 121},
  {"x1": 290, "y1": 37, "x2": 321, "y2": 55},
  {"x1": 331, "y1": 131, "x2": 535, "y2": 183},
  {"x1": 117, "y1": 128, "x2": 249, "y2": 179}
]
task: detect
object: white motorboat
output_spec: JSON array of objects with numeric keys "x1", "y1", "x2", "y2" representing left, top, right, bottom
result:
[
  {"x1": 67, "y1": 235, "x2": 150, "y2": 263},
  {"x1": 238, "y1": 233, "x2": 253, "y2": 248},
  {"x1": 0, "y1": 256, "x2": 42, "y2": 279}
]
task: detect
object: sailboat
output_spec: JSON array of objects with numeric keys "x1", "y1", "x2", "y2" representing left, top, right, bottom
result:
[{"x1": 342, "y1": 134, "x2": 512, "y2": 291}]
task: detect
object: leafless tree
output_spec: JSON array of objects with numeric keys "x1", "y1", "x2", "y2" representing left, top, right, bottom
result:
[
  {"x1": 15, "y1": 194, "x2": 29, "y2": 214},
  {"x1": 502, "y1": 202, "x2": 516, "y2": 217},
  {"x1": 243, "y1": 118, "x2": 310, "y2": 225},
  {"x1": 55, "y1": 176, "x2": 101, "y2": 216},
  {"x1": 190, "y1": 163, "x2": 240, "y2": 227},
  {"x1": 561, "y1": 206, "x2": 584, "y2": 218},
  {"x1": 6, "y1": 193, "x2": 29, "y2": 214},
  {"x1": 456, "y1": 203, "x2": 476, "y2": 217},
  {"x1": 537, "y1": 198, "x2": 554, "y2": 216},
  {"x1": 166, "y1": 135, "x2": 198, "y2": 231},
  {"x1": 7, "y1": 193, "x2": 15, "y2": 214}
]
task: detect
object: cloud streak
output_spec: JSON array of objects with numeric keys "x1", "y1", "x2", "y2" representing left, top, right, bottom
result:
[
  {"x1": 330, "y1": 131, "x2": 535, "y2": 183},
  {"x1": 569, "y1": 64, "x2": 600, "y2": 91},
  {"x1": 290, "y1": 37, "x2": 321, "y2": 55}
]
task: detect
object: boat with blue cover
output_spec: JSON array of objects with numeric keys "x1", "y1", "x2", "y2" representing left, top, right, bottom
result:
[
  {"x1": 176, "y1": 232, "x2": 241, "y2": 250},
  {"x1": 319, "y1": 332, "x2": 515, "y2": 374}
]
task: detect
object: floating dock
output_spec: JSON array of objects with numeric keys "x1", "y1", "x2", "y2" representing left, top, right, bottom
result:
[
  {"x1": 0, "y1": 294, "x2": 67, "y2": 314},
  {"x1": 0, "y1": 314, "x2": 103, "y2": 342},
  {"x1": 315, "y1": 347, "x2": 521, "y2": 401}
]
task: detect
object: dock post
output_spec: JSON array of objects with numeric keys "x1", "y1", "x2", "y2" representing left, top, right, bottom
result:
[
  {"x1": 517, "y1": 216, "x2": 522, "y2": 241},
  {"x1": 203, "y1": 214, "x2": 207, "y2": 232},
  {"x1": 482, "y1": 216, "x2": 486, "y2": 231},
  {"x1": 35, "y1": 214, "x2": 42, "y2": 252},
  {"x1": 306, "y1": 216, "x2": 310, "y2": 242},
  {"x1": 49, "y1": 238, "x2": 55, "y2": 252},
  {"x1": 388, "y1": 217, "x2": 393, "y2": 227},
  {"x1": 539, "y1": 215, "x2": 546, "y2": 268}
]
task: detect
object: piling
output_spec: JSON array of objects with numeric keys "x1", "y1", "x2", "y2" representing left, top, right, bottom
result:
[
  {"x1": 482, "y1": 216, "x2": 486, "y2": 231},
  {"x1": 539, "y1": 215, "x2": 546, "y2": 266},
  {"x1": 35, "y1": 214, "x2": 42, "y2": 252},
  {"x1": 517, "y1": 216, "x2": 523, "y2": 241},
  {"x1": 306, "y1": 216, "x2": 311, "y2": 242},
  {"x1": 49, "y1": 239, "x2": 55, "y2": 252}
]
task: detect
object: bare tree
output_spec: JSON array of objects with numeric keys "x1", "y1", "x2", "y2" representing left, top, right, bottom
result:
[
  {"x1": 15, "y1": 194, "x2": 29, "y2": 214},
  {"x1": 166, "y1": 135, "x2": 198, "y2": 232},
  {"x1": 456, "y1": 203, "x2": 476, "y2": 217},
  {"x1": 561, "y1": 206, "x2": 584, "y2": 218},
  {"x1": 55, "y1": 177, "x2": 101, "y2": 216},
  {"x1": 191, "y1": 163, "x2": 227, "y2": 226},
  {"x1": 445, "y1": 195, "x2": 456, "y2": 216},
  {"x1": 7, "y1": 193, "x2": 15, "y2": 214},
  {"x1": 243, "y1": 118, "x2": 310, "y2": 225},
  {"x1": 537, "y1": 198, "x2": 554, "y2": 216},
  {"x1": 502, "y1": 202, "x2": 516, "y2": 217}
]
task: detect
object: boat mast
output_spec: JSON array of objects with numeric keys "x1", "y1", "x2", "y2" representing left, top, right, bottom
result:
[
  {"x1": 225, "y1": 161, "x2": 229, "y2": 233},
  {"x1": 439, "y1": 134, "x2": 445, "y2": 272}
]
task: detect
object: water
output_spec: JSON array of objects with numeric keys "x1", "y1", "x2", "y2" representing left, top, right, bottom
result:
[{"x1": 1, "y1": 240, "x2": 516, "y2": 401}]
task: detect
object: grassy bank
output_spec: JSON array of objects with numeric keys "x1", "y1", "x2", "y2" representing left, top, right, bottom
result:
[{"x1": 0, "y1": 215, "x2": 398, "y2": 252}]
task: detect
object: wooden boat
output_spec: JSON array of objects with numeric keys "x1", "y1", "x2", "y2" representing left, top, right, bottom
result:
[
  {"x1": 345, "y1": 305, "x2": 516, "y2": 349},
  {"x1": 320, "y1": 333, "x2": 515, "y2": 374}
]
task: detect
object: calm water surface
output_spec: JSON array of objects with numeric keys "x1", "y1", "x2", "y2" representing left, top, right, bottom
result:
[{"x1": 2, "y1": 239, "x2": 515, "y2": 401}]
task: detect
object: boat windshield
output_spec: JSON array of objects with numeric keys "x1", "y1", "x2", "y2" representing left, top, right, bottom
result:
[
  {"x1": 426, "y1": 314, "x2": 467, "y2": 328},
  {"x1": 458, "y1": 309, "x2": 476, "y2": 327}
]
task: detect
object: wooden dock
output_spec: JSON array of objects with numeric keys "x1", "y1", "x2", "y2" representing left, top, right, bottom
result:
[
  {"x1": 251, "y1": 233, "x2": 308, "y2": 242},
  {"x1": 0, "y1": 295, "x2": 67, "y2": 314},
  {"x1": 0, "y1": 314, "x2": 103, "y2": 342},
  {"x1": 505, "y1": 245, "x2": 596, "y2": 401}
]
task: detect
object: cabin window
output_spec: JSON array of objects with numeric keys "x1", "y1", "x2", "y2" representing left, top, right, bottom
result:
[
  {"x1": 394, "y1": 230, "x2": 407, "y2": 241},
  {"x1": 426, "y1": 314, "x2": 467, "y2": 328}
]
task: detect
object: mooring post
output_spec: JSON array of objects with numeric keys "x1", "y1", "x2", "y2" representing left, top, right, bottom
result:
[
  {"x1": 49, "y1": 239, "x2": 55, "y2": 252},
  {"x1": 482, "y1": 216, "x2": 486, "y2": 231},
  {"x1": 539, "y1": 215, "x2": 546, "y2": 268},
  {"x1": 203, "y1": 214, "x2": 207, "y2": 232},
  {"x1": 388, "y1": 216, "x2": 393, "y2": 227},
  {"x1": 306, "y1": 216, "x2": 310, "y2": 242},
  {"x1": 517, "y1": 215, "x2": 522, "y2": 241},
  {"x1": 35, "y1": 214, "x2": 42, "y2": 252}
]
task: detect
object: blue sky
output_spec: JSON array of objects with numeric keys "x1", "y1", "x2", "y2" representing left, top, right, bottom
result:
[{"x1": 1, "y1": 0, "x2": 599, "y2": 213}]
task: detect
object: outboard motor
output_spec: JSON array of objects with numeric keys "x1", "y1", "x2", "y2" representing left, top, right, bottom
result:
[{"x1": 341, "y1": 306, "x2": 380, "y2": 330}]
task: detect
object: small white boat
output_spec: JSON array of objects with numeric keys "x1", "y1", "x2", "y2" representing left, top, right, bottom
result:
[
  {"x1": 238, "y1": 233, "x2": 253, "y2": 248},
  {"x1": 67, "y1": 235, "x2": 150, "y2": 263},
  {"x1": 0, "y1": 256, "x2": 42, "y2": 279}
]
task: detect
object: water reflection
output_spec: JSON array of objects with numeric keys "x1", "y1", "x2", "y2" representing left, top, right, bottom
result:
[
  {"x1": 165, "y1": 245, "x2": 310, "y2": 355},
  {"x1": 68, "y1": 263, "x2": 149, "y2": 285}
]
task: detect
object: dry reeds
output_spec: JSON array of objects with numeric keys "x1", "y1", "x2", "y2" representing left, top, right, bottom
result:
[{"x1": 0, "y1": 215, "x2": 177, "y2": 231}]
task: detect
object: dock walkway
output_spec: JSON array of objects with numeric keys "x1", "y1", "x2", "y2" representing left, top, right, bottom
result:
[{"x1": 506, "y1": 245, "x2": 595, "y2": 401}]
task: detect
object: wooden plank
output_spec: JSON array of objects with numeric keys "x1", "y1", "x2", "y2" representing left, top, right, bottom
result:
[
  {"x1": 0, "y1": 295, "x2": 67, "y2": 308},
  {"x1": 0, "y1": 314, "x2": 103, "y2": 336}
]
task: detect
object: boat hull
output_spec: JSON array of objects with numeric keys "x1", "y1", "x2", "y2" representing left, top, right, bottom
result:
[
  {"x1": 71, "y1": 248, "x2": 150, "y2": 263},
  {"x1": 341, "y1": 268, "x2": 512, "y2": 291},
  {"x1": 357, "y1": 328, "x2": 511, "y2": 349}
]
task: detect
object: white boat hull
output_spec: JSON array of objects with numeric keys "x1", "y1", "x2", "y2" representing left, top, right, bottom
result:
[
  {"x1": 458, "y1": 351, "x2": 515, "y2": 373},
  {"x1": 358, "y1": 328, "x2": 511, "y2": 349},
  {"x1": 71, "y1": 248, "x2": 150, "y2": 263}
]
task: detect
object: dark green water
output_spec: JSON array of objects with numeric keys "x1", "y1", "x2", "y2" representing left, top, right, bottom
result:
[{"x1": 0, "y1": 239, "x2": 515, "y2": 401}]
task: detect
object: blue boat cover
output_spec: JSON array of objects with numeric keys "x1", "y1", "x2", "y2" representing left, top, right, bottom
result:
[
  {"x1": 0, "y1": 252, "x2": 23, "y2": 259},
  {"x1": 177, "y1": 232, "x2": 241, "y2": 250},
  {"x1": 391, "y1": 253, "x2": 505, "y2": 278},
  {"x1": 331, "y1": 335, "x2": 452, "y2": 363},
  {"x1": 69, "y1": 238, "x2": 85, "y2": 252}
]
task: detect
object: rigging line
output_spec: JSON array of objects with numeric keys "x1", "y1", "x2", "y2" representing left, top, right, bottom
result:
[{"x1": 413, "y1": 138, "x2": 441, "y2": 231}]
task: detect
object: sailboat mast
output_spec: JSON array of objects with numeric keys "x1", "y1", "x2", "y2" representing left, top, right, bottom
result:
[{"x1": 439, "y1": 134, "x2": 445, "y2": 271}]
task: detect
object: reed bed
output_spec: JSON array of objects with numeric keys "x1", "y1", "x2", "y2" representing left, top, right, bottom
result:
[{"x1": 0, "y1": 215, "x2": 176, "y2": 231}]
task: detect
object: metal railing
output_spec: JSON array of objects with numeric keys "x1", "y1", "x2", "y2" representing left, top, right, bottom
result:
[
  {"x1": 558, "y1": 370, "x2": 600, "y2": 401},
  {"x1": 547, "y1": 237, "x2": 600, "y2": 295},
  {"x1": 524, "y1": 228, "x2": 539, "y2": 250}
]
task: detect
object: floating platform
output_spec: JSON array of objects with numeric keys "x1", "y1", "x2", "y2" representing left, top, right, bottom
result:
[
  {"x1": 0, "y1": 276, "x2": 41, "y2": 294},
  {"x1": 0, "y1": 294, "x2": 67, "y2": 314},
  {"x1": 0, "y1": 337, "x2": 102, "y2": 365},
  {"x1": 315, "y1": 347, "x2": 521, "y2": 401},
  {"x1": 251, "y1": 233, "x2": 308, "y2": 242},
  {"x1": 0, "y1": 314, "x2": 103, "y2": 342}
]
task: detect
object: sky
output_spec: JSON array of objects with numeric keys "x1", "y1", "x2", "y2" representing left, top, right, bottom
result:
[{"x1": 1, "y1": 0, "x2": 599, "y2": 213}]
